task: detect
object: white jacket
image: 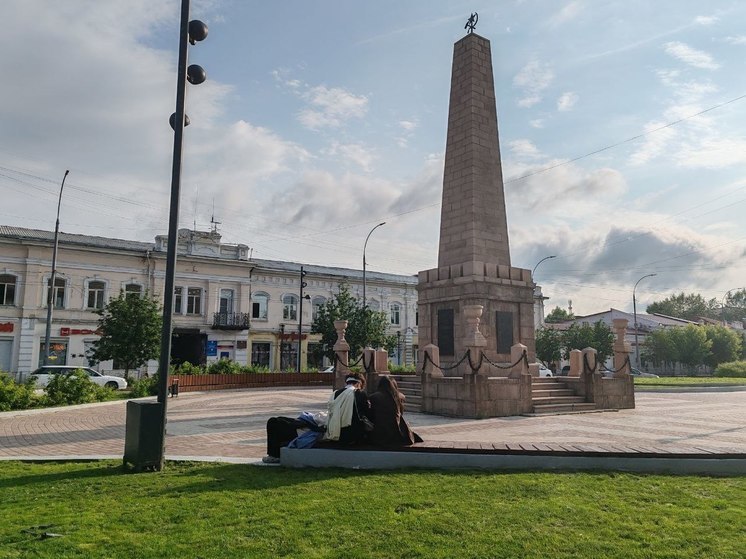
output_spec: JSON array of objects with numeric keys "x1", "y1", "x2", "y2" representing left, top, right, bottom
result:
[{"x1": 324, "y1": 387, "x2": 356, "y2": 441}]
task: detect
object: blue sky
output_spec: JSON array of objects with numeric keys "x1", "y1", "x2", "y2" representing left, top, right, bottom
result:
[{"x1": 2, "y1": 1, "x2": 746, "y2": 316}]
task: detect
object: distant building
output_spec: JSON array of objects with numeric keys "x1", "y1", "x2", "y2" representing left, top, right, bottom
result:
[{"x1": 0, "y1": 226, "x2": 418, "y2": 375}]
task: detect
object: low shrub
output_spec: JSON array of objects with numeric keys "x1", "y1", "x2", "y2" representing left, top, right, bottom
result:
[
  {"x1": 206, "y1": 359, "x2": 243, "y2": 375},
  {"x1": 714, "y1": 360, "x2": 746, "y2": 378},
  {"x1": 388, "y1": 363, "x2": 417, "y2": 374},
  {"x1": 129, "y1": 374, "x2": 159, "y2": 398},
  {"x1": 170, "y1": 362, "x2": 206, "y2": 376},
  {"x1": 44, "y1": 369, "x2": 115, "y2": 406},
  {"x1": 0, "y1": 372, "x2": 41, "y2": 411}
]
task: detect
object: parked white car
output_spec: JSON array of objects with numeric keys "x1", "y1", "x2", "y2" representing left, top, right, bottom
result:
[
  {"x1": 537, "y1": 364, "x2": 553, "y2": 377},
  {"x1": 30, "y1": 366, "x2": 128, "y2": 390}
]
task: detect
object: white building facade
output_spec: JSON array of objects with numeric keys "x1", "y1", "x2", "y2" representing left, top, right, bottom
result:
[{"x1": 0, "y1": 226, "x2": 418, "y2": 375}]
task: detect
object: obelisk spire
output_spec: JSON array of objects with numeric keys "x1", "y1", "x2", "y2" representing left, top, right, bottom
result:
[{"x1": 437, "y1": 32, "x2": 511, "y2": 269}]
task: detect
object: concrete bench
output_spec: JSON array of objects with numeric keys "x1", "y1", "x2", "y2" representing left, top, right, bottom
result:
[{"x1": 280, "y1": 442, "x2": 746, "y2": 476}]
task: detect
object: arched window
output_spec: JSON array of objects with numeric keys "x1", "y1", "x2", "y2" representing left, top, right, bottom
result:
[
  {"x1": 390, "y1": 302, "x2": 401, "y2": 325},
  {"x1": 86, "y1": 280, "x2": 106, "y2": 309},
  {"x1": 312, "y1": 296, "x2": 326, "y2": 322},
  {"x1": 252, "y1": 292, "x2": 269, "y2": 320},
  {"x1": 0, "y1": 274, "x2": 17, "y2": 306},
  {"x1": 283, "y1": 294, "x2": 298, "y2": 321}
]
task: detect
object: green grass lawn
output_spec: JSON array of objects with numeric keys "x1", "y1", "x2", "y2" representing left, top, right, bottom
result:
[
  {"x1": 634, "y1": 376, "x2": 746, "y2": 386},
  {"x1": 1, "y1": 461, "x2": 744, "y2": 558}
]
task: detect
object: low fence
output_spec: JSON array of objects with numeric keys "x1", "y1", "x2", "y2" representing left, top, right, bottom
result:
[{"x1": 171, "y1": 372, "x2": 334, "y2": 392}]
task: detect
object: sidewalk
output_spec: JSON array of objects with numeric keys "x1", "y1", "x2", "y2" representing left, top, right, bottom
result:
[{"x1": 1, "y1": 387, "x2": 745, "y2": 463}]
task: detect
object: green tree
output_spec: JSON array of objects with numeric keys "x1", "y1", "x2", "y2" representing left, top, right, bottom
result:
[
  {"x1": 703, "y1": 324, "x2": 742, "y2": 368},
  {"x1": 535, "y1": 327, "x2": 562, "y2": 364},
  {"x1": 722, "y1": 288, "x2": 746, "y2": 323},
  {"x1": 561, "y1": 321, "x2": 614, "y2": 362},
  {"x1": 89, "y1": 291, "x2": 162, "y2": 378},
  {"x1": 642, "y1": 328, "x2": 676, "y2": 366},
  {"x1": 646, "y1": 292, "x2": 719, "y2": 321},
  {"x1": 544, "y1": 306, "x2": 575, "y2": 323},
  {"x1": 670, "y1": 324, "x2": 711, "y2": 368},
  {"x1": 311, "y1": 283, "x2": 397, "y2": 362}
]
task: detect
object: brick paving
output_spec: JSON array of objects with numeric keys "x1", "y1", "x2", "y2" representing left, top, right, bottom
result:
[{"x1": 1, "y1": 387, "x2": 745, "y2": 462}]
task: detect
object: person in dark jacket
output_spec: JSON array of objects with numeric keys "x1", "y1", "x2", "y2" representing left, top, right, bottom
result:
[{"x1": 368, "y1": 375, "x2": 421, "y2": 447}]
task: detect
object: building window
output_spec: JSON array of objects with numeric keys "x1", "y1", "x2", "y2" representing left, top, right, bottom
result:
[
  {"x1": 187, "y1": 288, "x2": 202, "y2": 315},
  {"x1": 252, "y1": 292, "x2": 269, "y2": 320},
  {"x1": 47, "y1": 277, "x2": 66, "y2": 309},
  {"x1": 283, "y1": 294, "x2": 298, "y2": 321},
  {"x1": 0, "y1": 274, "x2": 16, "y2": 306},
  {"x1": 219, "y1": 289, "x2": 234, "y2": 314},
  {"x1": 86, "y1": 280, "x2": 106, "y2": 310},
  {"x1": 251, "y1": 342, "x2": 270, "y2": 368},
  {"x1": 390, "y1": 303, "x2": 401, "y2": 325},
  {"x1": 124, "y1": 283, "x2": 142, "y2": 298},
  {"x1": 312, "y1": 296, "x2": 326, "y2": 322},
  {"x1": 174, "y1": 287, "x2": 183, "y2": 314}
]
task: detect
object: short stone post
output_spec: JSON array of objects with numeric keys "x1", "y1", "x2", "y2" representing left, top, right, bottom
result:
[
  {"x1": 569, "y1": 349, "x2": 582, "y2": 377},
  {"x1": 420, "y1": 344, "x2": 442, "y2": 377},
  {"x1": 333, "y1": 320, "x2": 350, "y2": 390},
  {"x1": 582, "y1": 347, "x2": 598, "y2": 376},
  {"x1": 509, "y1": 343, "x2": 528, "y2": 379},
  {"x1": 612, "y1": 318, "x2": 632, "y2": 377}
]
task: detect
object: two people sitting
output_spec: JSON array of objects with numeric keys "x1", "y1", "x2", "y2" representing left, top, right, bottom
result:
[{"x1": 262, "y1": 372, "x2": 421, "y2": 463}]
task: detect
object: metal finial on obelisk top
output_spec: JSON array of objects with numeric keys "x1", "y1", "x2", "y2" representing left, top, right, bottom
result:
[{"x1": 465, "y1": 12, "x2": 478, "y2": 34}]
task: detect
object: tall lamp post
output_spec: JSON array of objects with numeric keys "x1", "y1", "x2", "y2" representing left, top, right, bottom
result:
[
  {"x1": 362, "y1": 222, "x2": 386, "y2": 309},
  {"x1": 43, "y1": 169, "x2": 70, "y2": 365},
  {"x1": 531, "y1": 255, "x2": 557, "y2": 278},
  {"x1": 633, "y1": 273, "x2": 656, "y2": 369},
  {"x1": 297, "y1": 267, "x2": 310, "y2": 373},
  {"x1": 154, "y1": 0, "x2": 208, "y2": 470},
  {"x1": 721, "y1": 287, "x2": 746, "y2": 325}
]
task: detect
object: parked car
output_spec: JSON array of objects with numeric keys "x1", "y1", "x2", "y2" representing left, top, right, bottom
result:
[
  {"x1": 322, "y1": 366, "x2": 335, "y2": 373},
  {"x1": 559, "y1": 365, "x2": 570, "y2": 376},
  {"x1": 536, "y1": 364, "x2": 553, "y2": 377},
  {"x1": 629, "y1": 367, "x2": 659, "y2": 378},
  {"x1": 30, "y1": 366, "x2": 128, "y2": 389}
]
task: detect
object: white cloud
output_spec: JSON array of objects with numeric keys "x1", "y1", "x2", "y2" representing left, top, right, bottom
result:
[
  {"x1": 675, "y1": 138, "x2": 746, "y2": 169},
  {"x1": 508, "y1": 139, "x2": 542, "y2": 160},
  {"x1": 548, "y1": 1, "x2": 584, "y2": 27},
  {"x1": 513, "y1": 60, "x2": 554, "y2": 108},
  {"x1": 724, "y1": 35, "x2": 746, "y2": 45},
  {"x1": 557, "y1": 92, "x2": 579, "y2": 112},
  {"x1": 298, "y1": 85, "x2": 368, "y2": 130},
  {"x1": 399, "y1": 120, "x2": 418, "y2": 131},
  {"x1": 628, "y1": 122, "x2": 678, "y2": 166},
  {"x1": 529, "y1": 119, "x2": 545, "y2": 129},
  {"x1": 324, "y1": 142, "x2": 377, "y2": 172},
  {"x1": 664, "y1": 41, "x2": 720, "y2": 70},
  {"x1": 693, "y1": 15, "x2": 718, "y2": 26}
]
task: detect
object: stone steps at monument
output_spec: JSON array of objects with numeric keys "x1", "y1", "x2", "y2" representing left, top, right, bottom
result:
[
  {"x1": 530, "y1": 378, "x2": 595, "y2": 415},
  {"x1": 390, "y1": 374, "x2": 421, "y2": 413}
]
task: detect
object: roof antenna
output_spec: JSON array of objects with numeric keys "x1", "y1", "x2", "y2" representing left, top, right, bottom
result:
[{"x1": 210, "y1": 198, "x2": 221, "y2": 234}]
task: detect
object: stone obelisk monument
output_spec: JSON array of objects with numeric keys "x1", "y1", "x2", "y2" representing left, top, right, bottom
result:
[{"x1": 417, "y1": 28, "x2": 535, "y2": 365}]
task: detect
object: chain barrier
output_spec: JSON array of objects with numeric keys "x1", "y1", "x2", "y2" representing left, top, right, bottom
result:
[
  {"x1": 348, "y1": 353, "x2": 365, "y2": 368},
  {"x1": 423, "y1": 349, "x2": 529, "y2": 373},
  {"x1": 599, "y1": 355, "x2": 631, "y2": 374},
  {"x1": 362, "y1": 352, "x2": 374, "y2": 374},
  {"x1": 422, "y1": 349, "x2": 472, "y2": 372},
  {"x1": 582, "y1": 352, "x2": 599, "y2": 374},
  {"x1": 480, "y1": 350, "x2": 529, "y2": 370}
]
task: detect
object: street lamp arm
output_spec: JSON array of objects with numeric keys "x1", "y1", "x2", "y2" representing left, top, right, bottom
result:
[
  {"x1": 532, "y1": 255, "x2": 556, "y2": 277},
  {"x1": 632, "y1": 273, "x2": 656, "y2": 370},
  {"x1": 362, "y1": 222, "x2": 386, "y2": 313}
]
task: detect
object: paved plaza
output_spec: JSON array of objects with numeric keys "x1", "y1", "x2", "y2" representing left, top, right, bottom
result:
[{"x1": 1, "y1": 387, "x2": 745, "y2": 462}]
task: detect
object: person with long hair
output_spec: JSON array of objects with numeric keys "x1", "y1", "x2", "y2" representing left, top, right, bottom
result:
[{"x1": 368, "y1": 375, "x2": 422, "y2": 447}]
